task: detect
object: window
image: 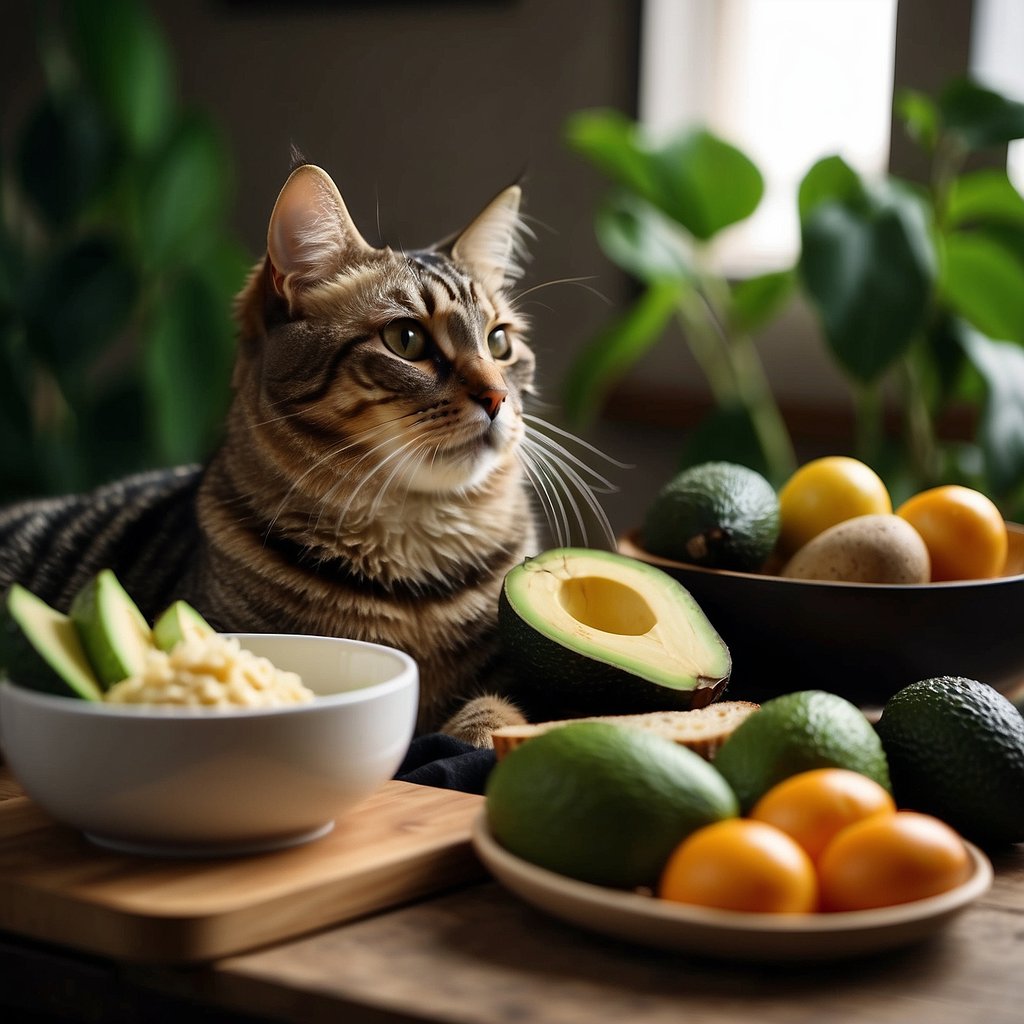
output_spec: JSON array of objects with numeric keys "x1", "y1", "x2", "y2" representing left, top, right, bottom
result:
[
  {"x1": 971, "y1": 0, "x2": 1024, "y2": 192},
  {"x1": 640, "y1": 0, "x2": 899, "y2": 274}
]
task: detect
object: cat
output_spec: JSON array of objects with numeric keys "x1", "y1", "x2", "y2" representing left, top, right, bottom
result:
[{"x1": 0, "y1": 162, "x2": 614, "y2": 746}]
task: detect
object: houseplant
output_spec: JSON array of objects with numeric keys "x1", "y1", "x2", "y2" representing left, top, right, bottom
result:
[
  {"x1": 0, "y1": 0, "x2": 248, "y2": 502},
  {"x1": 565, "y1": 77, "x2": 1024, "y2": 518}
]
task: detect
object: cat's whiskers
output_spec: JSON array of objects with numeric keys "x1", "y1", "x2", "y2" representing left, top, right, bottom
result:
[
  {"x1": 510, "y1": 275, "x2": 610, "y2": 307},
  {"x1": 519, "y1": 439, "x2": 595, "y2": 548},
  {"x1": 311, "y1": 429, "x2": 416, "y2": 539},
  {"x1": 523, "y1": 413, "x2": 632, "y2": 476},
  {"x1": 263, "y1": 408, "x2": 424, "y2": 539},
  {"x1": 522, "y1": 414, "x2": 625, "y2": 494},
  {"x1": 515, "y1": 416, "x2": 622, "y2": 549},
  {"x1": 330, "y1": 430, "x2": 429, "y2": 532},
  {"x1": 367, "y1": 437, "x2": 436, "y2": 521},
  {"x1": 517, "y1": 447, "x2": 571, "y2": 547}
]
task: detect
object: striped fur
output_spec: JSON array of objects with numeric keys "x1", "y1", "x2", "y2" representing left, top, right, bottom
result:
[{"x1": 0, "y1": 165, "x2": 547, "y2": 746}]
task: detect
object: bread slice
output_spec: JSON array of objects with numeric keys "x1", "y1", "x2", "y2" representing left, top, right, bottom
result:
[{"x1": 492, "y1": 701, "x2": 760, "y2": 761}]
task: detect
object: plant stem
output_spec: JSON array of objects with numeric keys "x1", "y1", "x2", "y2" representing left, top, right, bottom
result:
[
  {"x1": 900, "y1": 347, "x2": 940, "y2": 488},
  {"x1": 676, "y1": 290, "x2": 738, "y2": 400},
  {"x1": 730, "y1": 332, "x2": 798, "y2": 483},
  {"x1": 853, "y1": 381, "x2": 884, "y2": 468},
  {"x1": 677, "y1": 271, "x2": 796, "y2": 484}
]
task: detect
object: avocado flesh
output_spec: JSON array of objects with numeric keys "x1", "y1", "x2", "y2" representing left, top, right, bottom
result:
[
  {"x1": 500, "y1": 548, "x2": 731, "y2": 715},
  {"x1": 153, "y1": 600, "x2": 215, "y2": 652},
  {"x1": 2, "y1": 584, "x2": 103, "y2": 700},
  {"x1": 69, "y1": 569, "x2": 152, "y2": 687}
]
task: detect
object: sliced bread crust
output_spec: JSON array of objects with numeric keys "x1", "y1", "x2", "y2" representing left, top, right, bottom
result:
[{"x1": 492, "y1": 700, "x2": 760, "y2": 761}]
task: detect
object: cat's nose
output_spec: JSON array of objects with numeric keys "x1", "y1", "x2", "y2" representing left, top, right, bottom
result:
[{"x1": 473, "y1": 385, "x2": 508, "y2": 421}]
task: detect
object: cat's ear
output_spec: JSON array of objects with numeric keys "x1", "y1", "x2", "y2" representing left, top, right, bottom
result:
[
  {"x1": 266, "y1": 164, "x2": 372, "y2": 303},
  {"x1": 450, "y1": 185, "x2": 527, "y2": 292}
]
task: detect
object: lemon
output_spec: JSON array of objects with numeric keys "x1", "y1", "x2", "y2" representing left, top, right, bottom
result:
[
  {"x1": 778, "y1": 456, "x2": 891, "y2": 555},
  {"x1": 485, "y1": 722, "x2": 738, "y2": 888},
  {"x1": 712, "y1": 690, "x2": 891, "y2": 812}
]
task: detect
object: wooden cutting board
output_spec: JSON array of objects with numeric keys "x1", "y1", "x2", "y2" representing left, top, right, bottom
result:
[{"x1": 0, "y1": 779, "x2": 485, "y2": 964}]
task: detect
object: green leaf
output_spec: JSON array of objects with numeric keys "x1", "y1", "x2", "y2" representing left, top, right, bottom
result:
[
  {"x1": 565, "y1": 109, "x2": 659, "y2": 201},
  {"x1": 729, "y1": 269, "x2": 795, "y2": 334},
  {"x1": 594, "y1": 192, "x2": 692, "y2": 283},
  {"x1": 563, "y1": 280, "x2": 683, "y2": 426},
  {"x1": 143, "y1": 271, "x2": 233, "y2": 463},
  {"x1": 678, "y1": 404, "x2": 774, "y2": 481},
  {"x1": 957, "y1": 324, "x2": 1024, "y2": 495},
  {"x1": 921, "y1": 315, "x2": 971, "y2": 408},
  {"x1": 140, "y1": 114, "x2": 230, "y2": 268},
  {"x1": 946, "y1": 170, "x2": 1024, "y2": 229},
  {"x1": 799, "y1": 184, "x2": 935, "y2": 382},
  {"x1": 895, "y1": 88, "x2": 940, "y2": 153},
  {"x1": 797, "y1": 155, "x2": 865, "y2": 222},
  {"x1": 567, "y1": 111, "x2": 763, "y2": 241},
  {"x1": 938, "y1": 78, "x2": 1024, "y2": 151},
  {"x1": 70, "y1": 0, "x2": 175, "y2": 154},
  {"x1": 649, "y1": 129, "x2": 763, "y2": 240},
  {"x1": 26, "y1": 235, "x2": 138, "y2": 382},
  {"x1": 15, "y1": 92, "x2": 111, "y2": 229},
  {"x1": 942, "y1": 231, "x2": 1024, "y2": 343}
]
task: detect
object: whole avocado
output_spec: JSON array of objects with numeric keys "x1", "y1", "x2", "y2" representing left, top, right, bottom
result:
[
  {"x1": 643, "y1": 461, "x2": 780, "y2": 572},
  {"x1": 875, "y1": 676, "x2": 1024, "y2": 846}
]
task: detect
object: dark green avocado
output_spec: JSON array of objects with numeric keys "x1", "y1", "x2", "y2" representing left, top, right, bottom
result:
[{"x1": 643, "y1": 461, "x2": 780, "y2": 572}]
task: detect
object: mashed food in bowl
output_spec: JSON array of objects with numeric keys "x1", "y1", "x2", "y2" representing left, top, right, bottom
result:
[{"x1": 104, "y1": 633, "x2": 315, "y2": 708}]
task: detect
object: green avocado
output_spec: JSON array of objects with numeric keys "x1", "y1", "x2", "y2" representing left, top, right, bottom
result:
[
  {"x1": 1, "y1": 584, "x2": 103, "y2": 700},
  {"x1": 69, "y1": 569, "x2": 152, "y2": 687},
  {"x1": 153, "y1": 600, "x2": 215, "y2": 652},
  {"x1": 498, "y1": 548, "x2": 731, "y2": 716},
  {"x1": 876, "y1": 676, "x2": 1024, "y2": 846},
  {"x1": 643, "y1": 461, "x2": 780, "y2": 572}
]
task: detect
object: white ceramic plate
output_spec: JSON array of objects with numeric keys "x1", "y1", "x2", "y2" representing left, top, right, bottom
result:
[{"x1": 471, "y1": 813, "x2": 993, "y2": 962}]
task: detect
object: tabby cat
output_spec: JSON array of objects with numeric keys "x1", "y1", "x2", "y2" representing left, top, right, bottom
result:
[{"x1": 0, "y1": 163, "x2": 613, "y2": 746}]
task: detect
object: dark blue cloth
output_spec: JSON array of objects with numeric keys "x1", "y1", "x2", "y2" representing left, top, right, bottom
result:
[{"x1": 394, "y1": 733, "x2": 496, "y2": 795}]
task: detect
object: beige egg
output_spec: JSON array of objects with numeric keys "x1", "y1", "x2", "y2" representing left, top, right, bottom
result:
[{"x1": 781, "y1": 514, "x2": 931, "y2": 584}]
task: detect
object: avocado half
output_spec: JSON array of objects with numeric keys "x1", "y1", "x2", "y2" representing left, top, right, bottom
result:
[{"x1": 498, "y1": 548, "x2": 731, "y2": 716}]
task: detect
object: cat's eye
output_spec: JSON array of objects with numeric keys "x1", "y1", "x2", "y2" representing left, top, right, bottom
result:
[
  {"x1": 487, "y1": 326, "x2": 512, "y2": 360},
  {"x1": 382, "y1": 319, "x2": 430, "y2": 360}
]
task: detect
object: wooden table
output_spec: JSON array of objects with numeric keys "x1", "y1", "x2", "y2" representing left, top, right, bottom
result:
[{"x1": 2, "y1": 767, "x2": 1023, "y2": 1024}]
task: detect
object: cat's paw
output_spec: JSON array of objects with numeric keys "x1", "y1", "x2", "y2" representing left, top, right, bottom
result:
[{"x1": 441, "y1": 694, "x2": 526, "y2": 749}]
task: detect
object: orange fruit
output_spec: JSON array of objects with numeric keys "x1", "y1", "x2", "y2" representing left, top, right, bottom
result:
[
  {"x1": 658, "y1": 818, "x2": 817, "y2": 914},
  {"x1": 817, "y1": 811, "x2": 972, "y2": 912},
  {"x1": 778, "y1": 456, "x2": 892, "y2": 555},
  {"x1": 896, "y1": 485, "x2": 1007, "y2": 581},
  {"x1": 750, "y1": 768, "x2": 896, "y2": 862}
]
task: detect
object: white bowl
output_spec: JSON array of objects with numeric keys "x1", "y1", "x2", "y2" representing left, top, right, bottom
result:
[{"x1": 0, "y1": 633, "x2": 418, "y2": 856}]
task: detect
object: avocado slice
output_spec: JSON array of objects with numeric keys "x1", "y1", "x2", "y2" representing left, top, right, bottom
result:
[
  {"x1": 1, "y1": 584, "x2": 103, "y2": 700},
  {"x1": 69, "y1": 569, "x2": 152, "y2": 687},
  {"x1": 498, "y1": 548, "x2": 731, "y2": 716},
  {"x1": 153, "y1": 600, "x2": 215, "y2": 651}
]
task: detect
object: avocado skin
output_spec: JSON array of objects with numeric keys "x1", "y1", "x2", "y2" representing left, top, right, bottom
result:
[
  {"x1": 0, "y1": 597, "x2": 101, "y2": 700},
  {"x1": 497, "y1": 589, "x2": 728, "y2": 719},
  {"x1": 876, "y1": 676, "x2": 1024, "y2": 846},
  {"x1": 643, "y1": 461, "x2": 780, "y2": 572}
]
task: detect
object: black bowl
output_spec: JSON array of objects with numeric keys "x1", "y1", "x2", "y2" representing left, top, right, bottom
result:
[{"x1": 618, "y1": 524, "x2": 1024, "y2": 708}]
